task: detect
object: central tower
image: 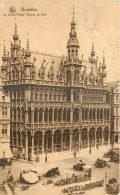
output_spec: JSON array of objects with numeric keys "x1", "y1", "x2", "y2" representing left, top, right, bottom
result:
[
  {"x1": 63, "y1": 7, "x2": 82, "y2": 84},
  {"x1": 67, "y1": 7, "x2": 79, "y2": 60}
]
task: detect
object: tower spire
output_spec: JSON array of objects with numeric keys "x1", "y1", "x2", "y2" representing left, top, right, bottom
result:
[
  {"x1": 73, "y1": 6, "x2": 75, "y2": 21},
  {"x1": 14, "y1": 20, "x2": 18, "y2": 36},
  {"x1": 91, "y1": 41, "x2": 95, "y2": 62},
  {"x1": 92, "y1": 42, "x2": 94, "y2": 53},
  {"x1": 103, "y1": 51, "x2": 105, "y2": 65},
  {"x1": 13, "y1": 19, "x2": 19, "y2": 43},
  {"x1": 25, "y1": 33, "x2": 31, "y2": 59},
  {"x1": 26, "y1": 34, "x2": 29, "y2": 51}
]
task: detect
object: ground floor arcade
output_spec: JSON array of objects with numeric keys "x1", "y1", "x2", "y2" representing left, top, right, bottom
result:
[{"x1": 10, "y1": 126, "x2": 112, "y2": 160}]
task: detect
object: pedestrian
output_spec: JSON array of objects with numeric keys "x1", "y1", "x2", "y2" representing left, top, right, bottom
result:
[
  {"x1": 89, "y1": 146, "x2": 91, "y2": 154},
  {"x1": 74, "y1": 150, "x2": 76, "y2": 157}
]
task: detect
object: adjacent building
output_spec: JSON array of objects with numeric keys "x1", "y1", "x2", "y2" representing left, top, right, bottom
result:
[
  {"x1": 0, "y1": 73, "x2": 12, "y2": 161},
  {"x1": 109, "y1": 81, "x2": 120, "y2": 144},
  {"x1": 1, "y1": 13, "x2": 111, "y2": 160}
]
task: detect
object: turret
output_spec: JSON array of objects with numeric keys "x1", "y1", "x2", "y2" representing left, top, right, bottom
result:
[
  {"x1": 24, "y1": 37, "x2": 32, "y2": 78},
  {"x1": 102, "y1": 53, "x2": 107, "y2": 85},
  {"x1": 1, "y1": 44, "x2": 8, "y2": 79},
  {"x1": 90, "y1": 42, "x2": 95, "y2": 63},
  {"x1": 25, "y1": 37, "x2": 31, "y2": 62}
]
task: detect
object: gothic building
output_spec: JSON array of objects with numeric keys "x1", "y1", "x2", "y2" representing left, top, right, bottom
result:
[{"x1": 1, "y1": 13, "x2": 111, "y2": 160}]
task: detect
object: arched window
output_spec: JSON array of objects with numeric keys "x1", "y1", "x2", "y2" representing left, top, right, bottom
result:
[
  {"x1": 66, "y1": 70, "x2": 71, "y2": 82},
  {"x1": 74, "y1": 70, "x2": 79, "y2": 82},
  {"x1": 12, "y1": 70, "x2": 15, "y2": 80}
]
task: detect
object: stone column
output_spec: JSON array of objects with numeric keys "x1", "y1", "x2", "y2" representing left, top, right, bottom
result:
[
  {"x1": 70, "y1": 131, "x2": 73, "y2": 151},
  {"x1": 109, "y1": 109, "x2": 111, "y2": 121},
  {"x1": 46, "y1": 135, "x2": 48, "y2": 150},
  {"x1": 87, "y1": 109, "x2": 89, "y2": 121},
  {"x1": 71, "y1": 89, "x2": 74, "y2": 103},
  {"x1": 95, "y1": 128, "x2": 97, "y2": 147},
  {"x1": 52, "y1": 134, "x2": 54, "y2": 152},
  {"x1": 48, "y1": 109, "x2": 49, "y2": 123},
  {"x1": 25, "y1": 133, "x2": 28, "y2": 159},
  {"x1": 31, "y1": 135, "x2": 34, "y2": 160},
  {"x1": 108, "y1": 129, "x2": 110, "y2": 145},
  {"x1": 52, "y1": 108, "x2": 54, "y2": 124},
  {"x1": 57, "y1": 109, "x2": 58, "y2": 123},
  {"x1": 20, "y1": 133, "x2": 22, "y2": 147},
  {"x1": 16, "y1": 109, "x2": 18, "y2": 122},
  {"x1": 70, "y1": 109, "x2": 73, "y2": 123},
  {"x1": 101, "y1": 130, "x2": 103, "y2": 145},
  {"x1": 42, "y1": 133, "x2": 44, "y2": 154},
  {"x1": 102, "y1": 109, "x2": 104, "y2": 124},
  {"x1": 87, "y1": 131, "x2": 89, "y2": 147},
  {"x1": 61, "y1": 133, "x2": 63, "y2": 151}
]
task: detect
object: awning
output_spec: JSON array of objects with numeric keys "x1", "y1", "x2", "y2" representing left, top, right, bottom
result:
[{"x1": 0, "y1": 142, "x2": 13, "y2": 159}]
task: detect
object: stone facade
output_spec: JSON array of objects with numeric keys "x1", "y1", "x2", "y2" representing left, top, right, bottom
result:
[{"x1": 1, "y1": 14, "x2": 111, "y2": 160}]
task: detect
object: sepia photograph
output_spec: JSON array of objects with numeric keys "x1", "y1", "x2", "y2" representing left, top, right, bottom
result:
[{"x1": 0, "y1": 1, "x2": 119, "y2": 195}]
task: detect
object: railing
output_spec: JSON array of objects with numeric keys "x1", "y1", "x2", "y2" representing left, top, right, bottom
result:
[
  {"x1": 27, "y1": 122, "x2": 72, "y2": 128},
  {"x1": 85, "y1": 84, "x2": 107, "y2": 90},
  {"x1": 27, "y1": 101, "x2": 72, "y2": 107},
  {"x1": 4, "y1": 78, "x2": 108, "y2": 90}
]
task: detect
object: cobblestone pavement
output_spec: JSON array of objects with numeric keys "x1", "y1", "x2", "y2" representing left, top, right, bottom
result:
[{"x1": 0, "y1": 145, "x2": 119, "y2": 195}]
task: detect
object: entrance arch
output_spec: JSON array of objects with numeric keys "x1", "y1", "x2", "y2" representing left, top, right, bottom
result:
[
  {"x1": 44, "y1": 130, "x2": 52, "y2": 151},
  {"x1": 89, "y1": 128, "x2": 95, "y2": 145},
  {"x1": 34, "y1": 131, "x2": 42, "y2": 154},
  {"x1": 54, "y1": 129, "x2": 61, "y2": 151},
  {"x1": 73, "y1": 129, "x2": 79, "y2": 150},
  {"x1": 63, "y1": 129, "x2": 70, "y2": 150},
  {"x1": 97, "y1": 127, "x2": 102, "y2": 145},
  {"x1": 104, "y1": 127, "x2": 109, "y2": 143},
  {"x1": 82, "y1": 128, "x2": 87, "y2": 146}
]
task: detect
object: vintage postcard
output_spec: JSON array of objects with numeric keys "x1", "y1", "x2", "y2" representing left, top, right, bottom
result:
[{"x1": 0, "y1": 1, "x2": 119, "y2": 195}]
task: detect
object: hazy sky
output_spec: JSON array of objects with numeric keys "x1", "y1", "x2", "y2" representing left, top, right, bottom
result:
[{"x1": 0, "y1": 1, "x2": 119, "y2": 82}]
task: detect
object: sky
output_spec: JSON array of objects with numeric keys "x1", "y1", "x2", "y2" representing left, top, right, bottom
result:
[{"x1": 0, "y1": 0, "x2": 119, "y2": 82}]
